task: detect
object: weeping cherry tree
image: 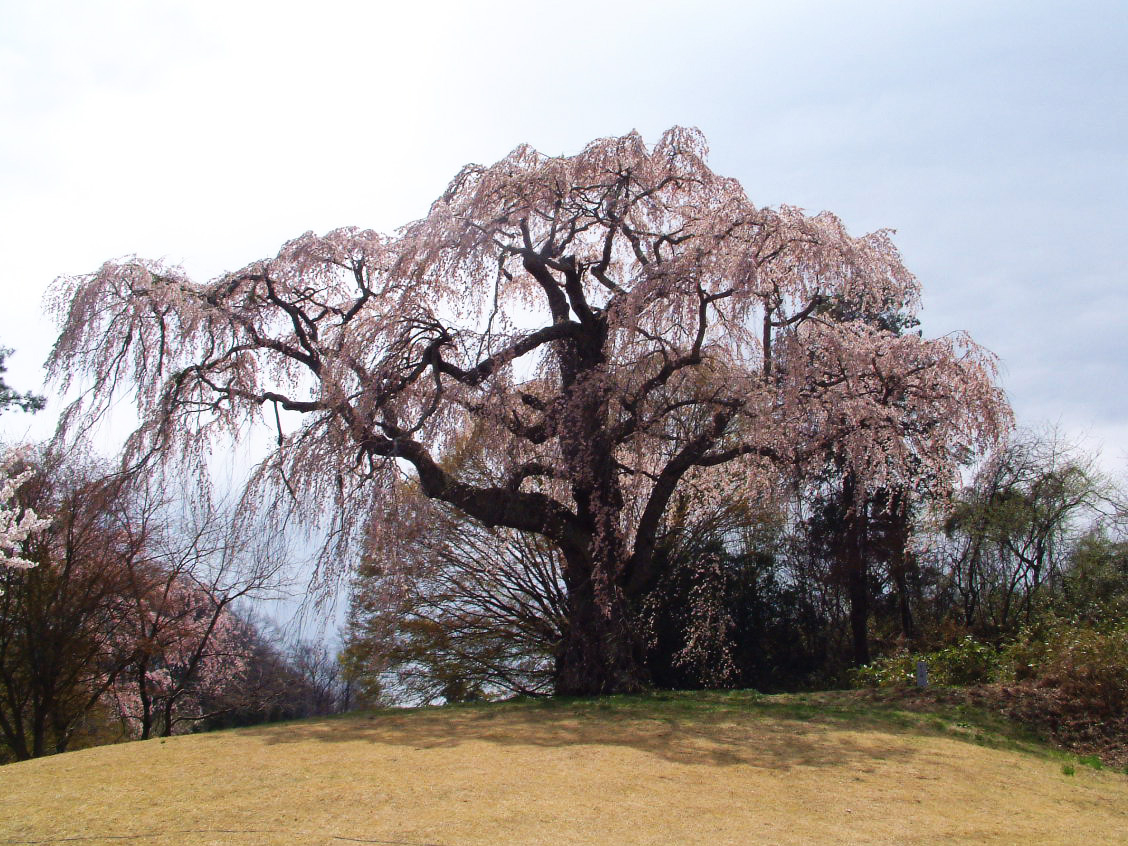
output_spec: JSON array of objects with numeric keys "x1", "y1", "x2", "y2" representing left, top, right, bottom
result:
[{"x1": 47, "y1": 128, "x2": 1010, "y2": 694}]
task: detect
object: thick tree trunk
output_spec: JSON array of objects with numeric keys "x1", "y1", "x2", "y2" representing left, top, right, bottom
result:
[
  {"x1": 892, "y1": 561, "x2": 915, "y2": 641},
  {"x1": 846, "y1": 537, "x2": 870, "y2": 667},
  {"x1": 554, "y1": 595, "x2": 647, "y2": 695},
  {"x1": 0, "y1": 712, "x2": 30, "y2": 761},
  {"x1": 840, "y1": 476, "x2": 871, "y2": 667},
  {"x1": 52, "y1": 711, "x2": 71, "y2": 754},
  {"x1": 138, "y1": 661, "x2": 154, "y2": 740},
  {"x1": 31, "y1": 708, "x2": 47, "y2": 758},
  {"x1": 887, "y1": 495, "x2": 916, "y2": 641},
  {"x1": 551, "y1": 362, "x2": 649, "y2": 695},
  {"x1": 160, "y1": 694, "x2": 178, "y2": 737},
  {"x1": 554, "y1": 551, "x2": 647, "y2": 695}
]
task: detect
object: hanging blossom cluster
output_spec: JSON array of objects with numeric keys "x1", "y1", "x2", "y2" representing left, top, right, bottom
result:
[
  {"x1": 669, "y1": 553, "x2": 737, "y2": 687},
  {"x1": 0, "y1": 453, "x2": 49, "y2": 571}
]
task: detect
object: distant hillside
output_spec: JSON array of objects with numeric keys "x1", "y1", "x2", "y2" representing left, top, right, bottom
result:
[{"x1": 2, "y1": 691, "x2": 1126, "y2": 846}]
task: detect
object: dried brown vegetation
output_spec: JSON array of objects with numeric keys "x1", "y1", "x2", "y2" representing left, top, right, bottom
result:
[{"x1": 2, "y1": 694, "x2": 1126, "y2": 846}]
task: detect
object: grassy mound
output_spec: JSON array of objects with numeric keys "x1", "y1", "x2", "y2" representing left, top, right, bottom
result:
[{"x1": 2, "y1": 691, "x2": 1126, "y2": 845}]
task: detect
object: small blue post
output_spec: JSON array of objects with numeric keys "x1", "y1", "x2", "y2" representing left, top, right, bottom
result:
[{"x1": 915, "y1": 660, "x2": 928, "y2": 688}]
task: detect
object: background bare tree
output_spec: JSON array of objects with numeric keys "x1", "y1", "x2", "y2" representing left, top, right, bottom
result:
[
  {"x1": 109, "y1": 484, "x2": 286, "y2": 738},
  {"x1": 932, "y1": 429, "x2": 1113, "y2": 636},
  {"x1": 0, "y1": 345, "x2": 45, "y2": 417},
  {"x1": 342, "y1": 482, "x2": 566, "y2": 704}
]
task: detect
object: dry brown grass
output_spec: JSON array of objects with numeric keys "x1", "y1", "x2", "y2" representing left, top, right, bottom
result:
[{"x1": 1, "y1": 693, "x2": 1126, "y2": 845}]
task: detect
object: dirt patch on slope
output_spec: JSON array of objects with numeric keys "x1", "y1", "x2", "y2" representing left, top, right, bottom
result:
[{"x1": 857, "y1": 684, "x2": 1128, "y2": 770}]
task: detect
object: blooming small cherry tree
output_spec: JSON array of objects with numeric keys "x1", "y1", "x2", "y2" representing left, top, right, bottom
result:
[
  {"x1": 109, "y1": 577, "x2": 252, "y2": 738},
  {"x1": 47, "y1": 128, "x2": 1010, "y2": 694},
  {"x1": 0, "y1": 453, "x2": 50, "y2": 572}
]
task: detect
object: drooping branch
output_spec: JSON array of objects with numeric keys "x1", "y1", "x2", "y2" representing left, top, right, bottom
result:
[
  {"x1": 357, "y1": 433, "x2": 586, "y2": 555},
  {"x1": 624, "y1": 410, "x2": 740, "y2": 595},
  {"x1": 431, "y1": 320, "x2": 583, "y2": 387}
]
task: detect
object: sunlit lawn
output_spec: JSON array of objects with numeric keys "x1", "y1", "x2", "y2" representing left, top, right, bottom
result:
[{"x1": 2, "y1": 690, "x2": 1126, "y2": 845}]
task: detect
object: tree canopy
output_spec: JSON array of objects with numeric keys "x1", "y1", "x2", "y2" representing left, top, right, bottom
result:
[
  {"x1": 0, "y1": 346, "x2": 45, "y2": 417},
  {"x1": 47, "y1": 128, "x2": 1010, "y2": 694}
]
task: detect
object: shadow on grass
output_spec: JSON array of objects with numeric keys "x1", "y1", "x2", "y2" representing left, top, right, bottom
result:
[{"x1": 240, "y1": 689, "x2": 1038, "y2": 772}]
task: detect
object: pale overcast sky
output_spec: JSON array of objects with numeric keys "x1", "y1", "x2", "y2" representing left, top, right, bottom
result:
[{"x1": 2, "y1": 0, "x2": 1126, "y2": 474}]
